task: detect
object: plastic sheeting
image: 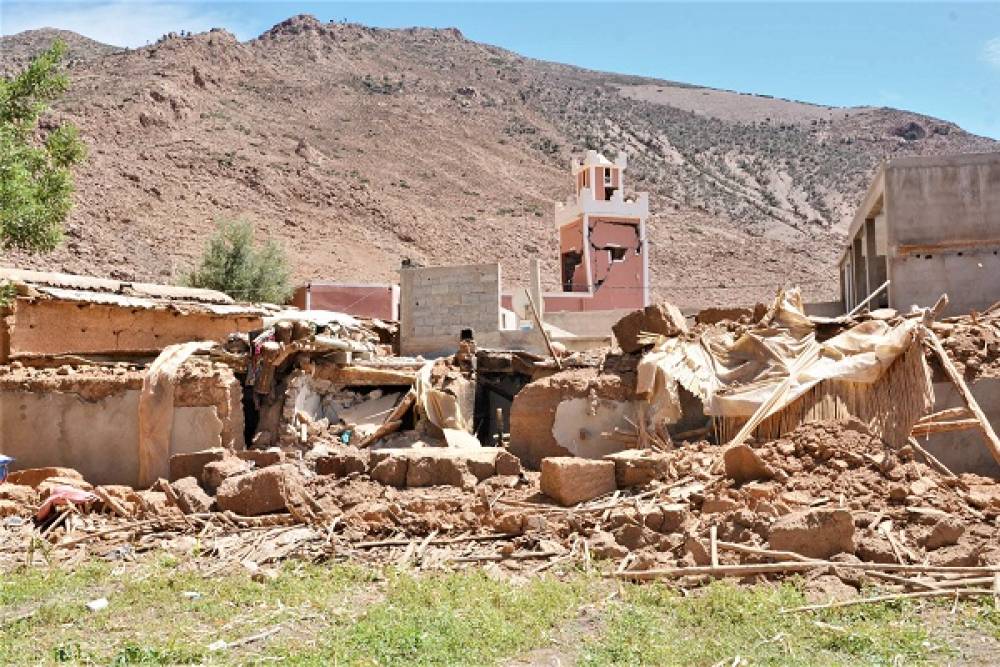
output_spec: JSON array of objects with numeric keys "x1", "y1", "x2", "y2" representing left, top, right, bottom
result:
[
  {"x1": 137, "y1": 341, "x2": 215, "y2": 486},
  {"x1": 636, "y1": 289, "x2": 931, "y2": 436}
]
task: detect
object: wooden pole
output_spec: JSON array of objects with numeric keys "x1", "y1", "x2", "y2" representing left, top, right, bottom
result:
[
  {"x1": 847, "y1": 279, "x2": 891, "y2": 317},
  {"x1": 925, "y1": 328, "x2": 1000, "y2": 468},
  {"x1": 524, "y1": 288, "x2": 562, "y2": 370}
]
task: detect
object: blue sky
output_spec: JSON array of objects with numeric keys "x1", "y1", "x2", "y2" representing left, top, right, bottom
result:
[{"x1": 3, "y1": 2, "x2": 999, "y2": 139}]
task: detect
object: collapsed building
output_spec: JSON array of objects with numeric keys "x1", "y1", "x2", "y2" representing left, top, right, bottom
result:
[{"x1": 3, "y1": 151, "x2": 1000, "y2": 595}]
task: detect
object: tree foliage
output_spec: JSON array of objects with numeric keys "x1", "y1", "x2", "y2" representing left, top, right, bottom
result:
[
  {"x1": 185, "y1": 219, "x2": 292, "y2": 304},
  {"x1": 0, "y1": 40, "x2": 86, "y2": 252}
]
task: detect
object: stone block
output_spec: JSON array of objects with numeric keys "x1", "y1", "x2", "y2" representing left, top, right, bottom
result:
[
  {"x1": 605, "y1": 449, "x2": 670, "y2": 488},
  {"x1": 216, "y1": 464, "x2": 305, "y2": 517},
  {"x1": 202, "y1": 457, "x2": 251, "y2": 493},
  {"x1": 237, "y1": 449, "x2": 284, "y2": 469},
  {"x1": 8, "y1": 467, "x2": 84, "y2": 488},
  {"x1": 540, "y1": 457, "x2": 615, "y2": 507},
  {"x1": 171, "y1": 476, "x2": 214, "y2": 514},
  {"x1": 612, "y1": 303, "x2": 687, "y2": 353},
  {"x1": 315, "y1": 448, "x2": 369, "y2": 477},
  {"x1": 371, "y1": 457, "x2": 408, "y2": 487},
  {"x1": 169, "y1": 448, "x2": 227, "y2": 483},
  {"x1": 768, "y1": 508, "x2": 855, "y2": 559}
]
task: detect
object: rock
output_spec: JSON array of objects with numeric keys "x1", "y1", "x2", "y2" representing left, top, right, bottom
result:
[
  {"x1": 702, "y1": 497, "x2": 739, "y2": 514},
  {"x1": 804, "y1": 574, "x2": 859, "y2": 604},
  {"x1": 605, "y1": 449, "x2": 670, "y2": 488},
  {"x1": 202, "y1": 458, "x2": 251, "y2": 493},
  {"x1": 216, "y1": 464, "x2": 306, "y2": 516},
  {"x1": 927, "y1": 543, "x2": 980, "y2": 567},
  {"x1": 0, "y1": 499, "x2": 22, "y2": 517},
  {"x1": 768, "y1": 508, "x2": 855, "y2": 559},
  {"x1": 723, "y1": 444, "x2": 773, "y2": 484},
  {"x1": 237, "y1": 449, "x2": 285, "y2": 468},
  {"x1": 371, "y1": 457, "x2": 408, "y2": 487},
  {"x1": 7, "y1": 467, "x2": 84, "y2": 488},
  {"x1": 909, "y1": 477, "x2": 937, "y2": 497},
  {"x1": 136, "y1": 490, "x2": 171, "y2": 515},
  {"x1": 612, "y1": 303, "x2": 687, "y2": 353},
  {"x1": 430, "y1": 457, "x2": 478, "y2": 490},
  {"x1": 613, "y1": 524, "x2": 649, "y2": 551},
  {"x1": 641, "y1": 503, "x2": 689, "y2": 533},
  {"x1": 540, "y1": 458, "x2": 616, "y2": 507},
  {"x1": 684, "y1": 535, "x2": 711, "y2": 566},
  {"x1": 495, "y1": 512, "x2": 525, "y2": 535},
  {"x1": 170, "y1": 477, "x2": 214, "y2": 514},
  {"x1": 169, "y1": 449, "x2": 228, "y2": 483},
  {"x1": 588, "y1": 530, "x2": 629, "y2": 559},
  {"x1": 0, "y1": 483, "x2": 36, "y2": 506},
  {"x1": 924, "y1": 517, "x2": 965, "y2": 550},
  {"x1": 315, "y1": 448, "x2": 369, "y2": 477},
  {"x1": 494, "y1": 451, "x2": 522, "y2": 477},
  {"x1": 405, "y1": 457, "x2": 436, "y2": 487},
  {"x1": 856, "y1": 535, "x2": 897, "y2": 563}
]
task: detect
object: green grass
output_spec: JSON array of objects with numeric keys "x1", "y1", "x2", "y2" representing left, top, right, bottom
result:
[
  {"x1": 308, "y1": 570, "x2": 591, "y2": 665},
  {"x1": 580, "y1": 580, "x2": 944, "y2": 666},
  {"x1": 3, "y1": 561, "x2": 998, "y2": 666}
]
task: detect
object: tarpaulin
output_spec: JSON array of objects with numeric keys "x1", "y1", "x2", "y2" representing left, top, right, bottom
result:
[
  {"x1": 137, "y1": 341, "x2": 215, "y2": 487},
  {"x1": 636, "y1": 289, "x2": 933, "y2": 445}
]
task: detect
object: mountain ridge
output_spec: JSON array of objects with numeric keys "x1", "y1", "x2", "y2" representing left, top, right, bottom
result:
[{"x1": 1, "y1": 17, "x2": 996, "y2": 307}]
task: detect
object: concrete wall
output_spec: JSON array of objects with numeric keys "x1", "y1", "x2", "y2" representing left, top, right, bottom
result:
[
  {"x1": 885, "y1": 155, "x2": 1000, "y2": 315},
  {"x1": 7, "y1": 298, "x2": 263, "y2": 357},
  {"x1": 921, "y1": 377, "x2": 1000, "y2": 479},
  {"x1": 890, "y1": 252, "x2": 1000, "y2": 315},
  {"x1": 399, "y1": 264, "x2": 501, "y2": 356},
  {"x1": 543, "y1": 308, "x2": 633, "y2": 338},
  {"x1": 292, "y1": 283, "x2": 399, "y2": 320}
]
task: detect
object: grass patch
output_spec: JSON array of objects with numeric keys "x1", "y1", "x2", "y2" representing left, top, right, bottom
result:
[
  {"x1": 306, "y1": 569, "x2": 593, "y2": 665},
  {"x1": 5, "y1": 561, "x2": 996, "y2": 666},
  {"x1": 581, "y1": 580, "x2": 943, "y2": 666},
  {"x1": 0, "y1": 560, "x2": 371, "y2": 664}
]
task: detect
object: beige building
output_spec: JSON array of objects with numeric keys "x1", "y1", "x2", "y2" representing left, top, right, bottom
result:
[{"x1": 840, "y1": 152, "x2": 1000, "y2": 315}]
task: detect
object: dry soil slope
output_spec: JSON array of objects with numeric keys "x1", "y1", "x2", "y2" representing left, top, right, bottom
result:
[{"x1": 1, "y1": 16, "x2": 996, "y2": 308}]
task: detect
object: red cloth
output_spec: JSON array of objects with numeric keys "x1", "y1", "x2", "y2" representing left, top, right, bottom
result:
[{"x1": 35, "y1": 485, "x2": 98, "y2": 522}]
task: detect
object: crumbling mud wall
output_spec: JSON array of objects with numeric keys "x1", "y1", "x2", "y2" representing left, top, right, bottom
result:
[
  {"x1": 4, "y1": 297, "x2": 262, "y2": 357},
  {"x1": 0, "y1": 361, "x2": 244, "y2": 485},
  {"x1": 509, "y1": 363, "x2": 638, "y2": 469}
]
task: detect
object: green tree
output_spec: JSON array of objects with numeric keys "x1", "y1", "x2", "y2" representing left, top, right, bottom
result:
[
  {"x1": 0, "y1": 39, "x2": 86, "y2": 251},
  {"x1": 185, "y1": 219, "x2": 292, "y2": 303}
]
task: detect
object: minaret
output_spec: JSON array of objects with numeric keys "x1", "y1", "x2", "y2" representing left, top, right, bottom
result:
[{"x1": 553, "y1": 150, "x2": 650, "y2": 310}]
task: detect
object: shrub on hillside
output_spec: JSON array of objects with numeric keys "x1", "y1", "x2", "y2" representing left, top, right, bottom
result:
[{"x1": 185, "y1": 219, "x2": 292, "y2": 304}]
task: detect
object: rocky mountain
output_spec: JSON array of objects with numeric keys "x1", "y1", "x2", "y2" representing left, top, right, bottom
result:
[{"x1": 1, "y1": 16, "x2": 996, "y2": 307}]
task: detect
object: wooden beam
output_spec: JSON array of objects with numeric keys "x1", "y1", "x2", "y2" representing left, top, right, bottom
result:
[
  {"x1": 925, "y1": 328, "x2": 1000, "y2": 468},
  {"x1": 915, "y1": 407, "x2": 974, "y2": 425},
  {"x1": 911, "y1": 418, "x2": 981, "y2": 437}
]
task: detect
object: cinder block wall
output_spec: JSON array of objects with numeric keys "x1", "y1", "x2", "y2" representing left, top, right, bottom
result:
[{"x1": 399, "y1": 263, "x2": 501, "y2": 356}]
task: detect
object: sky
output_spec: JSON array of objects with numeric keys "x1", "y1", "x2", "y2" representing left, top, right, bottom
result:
[{"x1": 3, "y1": 1, "x2": 999, "y2": 139}]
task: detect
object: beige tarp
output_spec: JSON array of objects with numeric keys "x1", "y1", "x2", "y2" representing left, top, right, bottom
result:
[
  {"x1": 413, "y1": 361, "x2": 477, "y2": 447},
  {"x1": 636, "y1": 289, "x2": 933, "y2": 443},
  {"x1": 137, "y1": 341, "x2": 214, "y2": 486}
]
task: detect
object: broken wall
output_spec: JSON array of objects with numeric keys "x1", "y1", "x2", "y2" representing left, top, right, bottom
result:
[
  {"x1": 5, "y1": 296, "x2": 263, "y2": 357},
  {"x1": 0, "y1": 362, "x2": 244, "y2": 485},
  {"x1": 399, "y1": 263, "x2": 501, "y2": 356},
  {"x1": 509, "y1": 365, "x2": 640, "y2": 469}
]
